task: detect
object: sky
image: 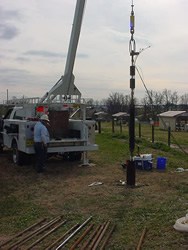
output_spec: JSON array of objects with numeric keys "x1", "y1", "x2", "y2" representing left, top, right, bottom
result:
[{"x1": 0, "y1": 0, "x2": 188, "y2": 103}]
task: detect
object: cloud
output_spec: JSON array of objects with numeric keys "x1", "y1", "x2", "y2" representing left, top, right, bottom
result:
[
  {"x1": 0, "y1": 68, "x2": 30, "y2": 88},
  {"x1": 0, "y1": 24, "x2": 19, "y2": 39},
  {"x1": 105, "y1": 28, "x2": 129, "y2": 43},
  {"x1": 24, "y1": 50, "x2": 88, "y2": 59},
  {"x1": 0, "y1": 68, "x2": 29, "y2": 74},
  {"x1": 0, "y1": 6, "x2": 21, "y2": 40},
  {"x1": 16, "y1": 57, "x2": 30, "y2": 63},
  {"x1": 24, "y1": 50, "x2": 66, "y2": 58},
  {"x1": 0, "y1": 1, "x2": 187, "y2": 103},
  {"x1": 77, "y1": 53, "x2": 88, "y2": 58},
  {"x1": 0, "y1": 7, "x2": 21, "y2": 21}
]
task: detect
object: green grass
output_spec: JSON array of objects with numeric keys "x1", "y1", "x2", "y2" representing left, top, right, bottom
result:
[
  {"x1": 96, "y1": 122, "x2": 188, "y2": 168},
  {"x1": 101, "y1": 121, "x2": 188, "y2": 145},
  {"x1": 0, "y1": 122, "x2": 188, "y2": 249},
  {"x1": 0, "y1": 195, "x2": 46, "y2": 232}
]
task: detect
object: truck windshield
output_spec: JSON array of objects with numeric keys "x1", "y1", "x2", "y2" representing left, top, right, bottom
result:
[{"x1": 4, "y1": 109, "x2": 13, "y2": 119}]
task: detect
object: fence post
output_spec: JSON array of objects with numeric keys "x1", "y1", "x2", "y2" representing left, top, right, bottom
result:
[
  {"x1": 152, "y1": 124, "x2": 154, "y2": 143},
  {"x1": 139, "y1": 122, "x2": 141, "y2": 138},
  {"x1": 112, "y1": 118, "x2": 115, "y2": 133},
  {"x1": 98, "y1": 120, "x2": 101, "y2": 134},
  {"x1": 168, "y1": 126, "x2": 171, "y2": 146},
  {"x1": 120, "y1": 120, "x2": 122, "y2": 133}
]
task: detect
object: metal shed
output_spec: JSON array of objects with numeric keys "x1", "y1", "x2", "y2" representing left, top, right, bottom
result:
[
  {"x1": 158, "y1": 111, "x2": 186, "y2": 131},
  {"x1": 94, "y1": 111, "x2": 108, "y2": 121},
  {"x1": 112, "y1": 112, "x2": 129, "y2": 124}
]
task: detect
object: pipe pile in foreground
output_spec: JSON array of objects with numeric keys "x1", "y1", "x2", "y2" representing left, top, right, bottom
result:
[{"x1": 0, "y1": 216, "x2": 116, "y2": 249}]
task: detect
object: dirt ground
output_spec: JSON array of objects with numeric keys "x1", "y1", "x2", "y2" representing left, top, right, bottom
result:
[{"x1": 0, "y1": 149, "x2": 188, "y2": 249}]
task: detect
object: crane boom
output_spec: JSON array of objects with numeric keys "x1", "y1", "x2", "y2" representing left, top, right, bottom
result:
[{"x1": 41, "y1": 0, "x2": 86, "y2": 103}]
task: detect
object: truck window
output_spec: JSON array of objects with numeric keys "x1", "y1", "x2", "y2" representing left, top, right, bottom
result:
[
  {"x1": 4, "y1": 109, "x2": 13, "y2": 119},
  {"x1": 13, "y1": 110, "x2": 24, "y2": 120}
]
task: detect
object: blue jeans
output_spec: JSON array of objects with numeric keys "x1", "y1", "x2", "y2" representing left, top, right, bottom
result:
[{"x1": 34, "y1": 142, "x2": 47, "y2": 172}]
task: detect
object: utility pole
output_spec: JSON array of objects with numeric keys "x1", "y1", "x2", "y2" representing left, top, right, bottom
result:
[
  {"x1": 127, "y1": 0, "x2": 139, "y2": 186},
  {"x1": 7, "y1": 89, "x2": 8, "y2": 104}
]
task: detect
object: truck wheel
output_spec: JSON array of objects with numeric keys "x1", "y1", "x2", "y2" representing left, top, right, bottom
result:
[
  {"x1": 69, "y1": 152, "x2": 82, "y2": 161},
  {"x1": 0, "y1": 137, "x2": 3, "y2": 153},
  {"x1": 12, "y1": 142, "x2": 24, "y2": 166},
  {"x1": 75, "y1": 152, "x2": 82, "y2": 161},
  {"x1": 68, "y1": 152, "x2": 76, "y2": 161},
  {"x1": 62, "y1": 152, "x2": 69, "y2": 161}
]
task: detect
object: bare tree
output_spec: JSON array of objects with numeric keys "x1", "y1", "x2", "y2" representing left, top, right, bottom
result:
[
  {"x1": 86, "y1": 98, "x2": 94, "y2": 105},
  {"x1": 106, "y1": 92, "x2": 130, "y2": 115},
  {"x1": 180, "y1": 94, "x2": 188, "y2": 105},
  {"x1": 99, "y1": 99, "x2": 107, "y2": 105},
  {"x1": 153, "y1": 91, "x2": 163, "y2": 105},
  {"x1": 170, "y1": 91, "x2": 179, "y2": 105}
]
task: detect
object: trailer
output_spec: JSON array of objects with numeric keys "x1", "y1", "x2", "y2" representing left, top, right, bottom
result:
[{"x1": 0, "y1": 0, "x2": 98, "y2": 165}]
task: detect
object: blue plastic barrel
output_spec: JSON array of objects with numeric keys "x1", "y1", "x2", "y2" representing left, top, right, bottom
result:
[{"x1": 157, "y1": 157, "x2": 167, "y2": 169}]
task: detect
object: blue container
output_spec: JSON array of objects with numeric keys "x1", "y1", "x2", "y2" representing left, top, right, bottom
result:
[
  {"x1": 143, "y1": 160, "x2": 153, "y2": 170},
  {"x1": 135, "y1": 160, "x2": 143, "y2": 170},
  {"x1": 157, "y1": 157, "x2": 167, "y2": 169}
]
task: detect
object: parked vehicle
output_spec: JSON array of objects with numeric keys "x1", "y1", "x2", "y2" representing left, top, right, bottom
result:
[{"x1": 0, "y1": 0, "x2": 98, "y2": 165}]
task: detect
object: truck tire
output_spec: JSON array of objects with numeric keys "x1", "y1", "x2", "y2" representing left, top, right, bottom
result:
[
  {"x1": 12, "y1": 142, "x2": 25, "y2": 166},
  {"x1": 0, "y1": 136, "x2": 3, "y2": 153},
  {"x1": 69, "y1": 152, "x2": 82, "y2": 161},
  {"x1": 75, "y1": 152, "x2": 82, "y2": 161},
  {"x1": 62, "y1": 152, "x2": 69, "y2": 161}
]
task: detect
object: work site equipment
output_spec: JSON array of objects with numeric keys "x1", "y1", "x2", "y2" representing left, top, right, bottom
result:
[
  {"x1": 127, "y1": 0, "x2": 140, "y2": 185},
  {"x1": 0, "y1": 0, "x2": 98, "y2": 166}
]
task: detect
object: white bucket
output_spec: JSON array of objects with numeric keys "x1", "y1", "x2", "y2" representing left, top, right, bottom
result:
[{"x1": 140, "y1": 154, "x2": 152, "y2": 160}]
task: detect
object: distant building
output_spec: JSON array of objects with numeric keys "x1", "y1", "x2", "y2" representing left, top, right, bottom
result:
[
  {"x1": 158, "y1": 111, "x2": 188, "y2": 131},
  {"x1": 112, "y1": 112, "x2": 129, "y2": 124},
  {"x1": 94, "y1": 111, "x2": 108, "y2": 121}
]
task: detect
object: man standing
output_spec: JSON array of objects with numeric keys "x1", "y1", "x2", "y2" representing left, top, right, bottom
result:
[{"x1": 34, "y1": 114, "x2": 50, "y2": 172}]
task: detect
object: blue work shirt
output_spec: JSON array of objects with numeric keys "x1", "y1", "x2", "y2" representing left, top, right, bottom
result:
[{"x1": 34, "y1": 121, "x2": 50, "y2": 143}]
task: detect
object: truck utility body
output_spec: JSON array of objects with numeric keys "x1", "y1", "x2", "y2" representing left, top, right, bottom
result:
[
  {"x1": 1, "y1": 103, "x2": 97, "y2": 165},
  {"x1": 0, "y1": 0, "x2": 98, "y2": 165}
]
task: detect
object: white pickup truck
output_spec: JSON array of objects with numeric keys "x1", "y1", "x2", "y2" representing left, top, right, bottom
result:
[
  {"x1": 0, "y1": 105, "x2": 98, "y2": 166},
  {"x1": 0, "y1": 0, "x2": 99, "y2": 165}
]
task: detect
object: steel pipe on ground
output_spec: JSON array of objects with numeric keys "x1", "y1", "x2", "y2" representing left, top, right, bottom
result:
[
  {"x1": 26, "y1": 220, "x2": 67, "y2": 249},
  {"x1": 93, "y1": 221, "x2": 110, "y2": 250},
  {"x1": 81, "y1": 225, "x2": 101, "y2": 250},
  {"x1": 70, "y1": 223, "x2": 94, "y2": 250},
  {"x1": 0, "y1": 218, "x2": 46, "y2": 247},
  {"x1": 136, "y1": 227, "x2": 147, "y2": 250},
  {"x1": 88, "y1": 222, "x2": 107, "y2": 250},
  {"x1": 46, "y1": 223, "x2": 79, "y2": 250},
  {"x1": 8, "y1": 216, "x2": 62, "y2": 250},
  {"x1": 55, "y1": 216, "x2": 92, "y2": 250},
  {"x1": 100, "y1": 224, "x2": 116, "y2": 250}
]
